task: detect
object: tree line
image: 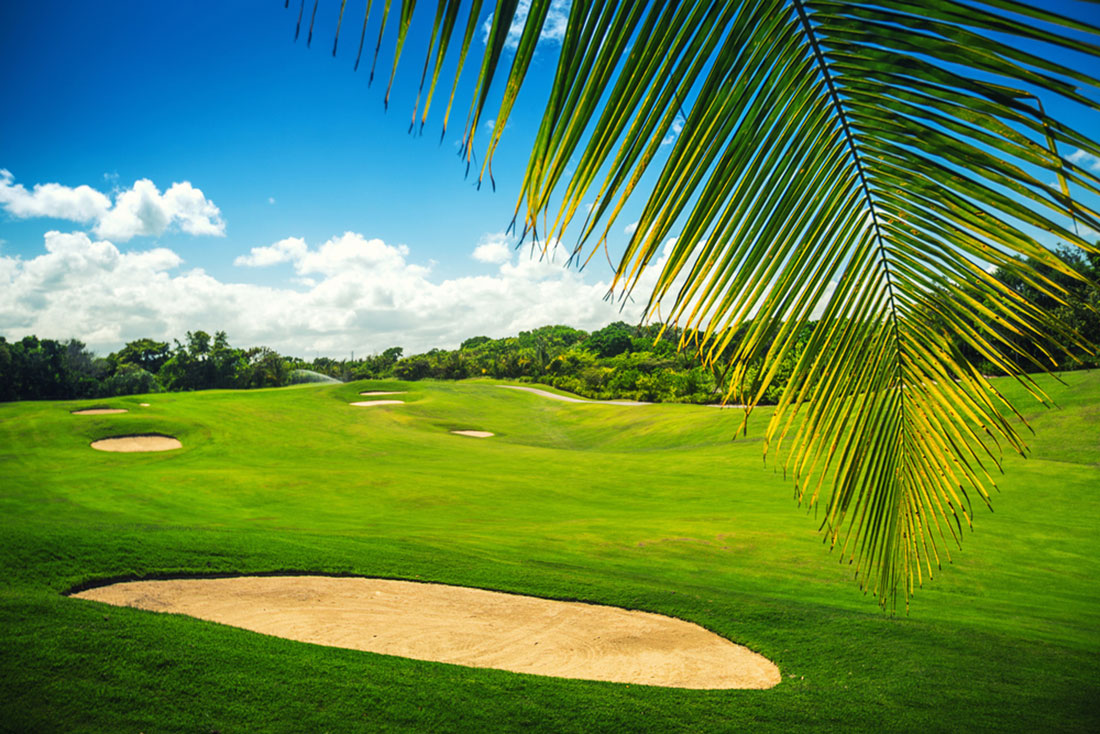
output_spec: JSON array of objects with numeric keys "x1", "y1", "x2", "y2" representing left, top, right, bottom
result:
[
  {"x1": 2, "y1": 249, "x2": 1095, "y2": 404},
  {"x1": 0, "y1": 331, "x2": 298, "y2": 403},
  {"x1": 0, "y1": 322, "x2": 767, "y2": 405}
]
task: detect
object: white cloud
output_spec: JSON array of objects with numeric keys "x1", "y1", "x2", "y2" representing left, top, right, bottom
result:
[
  {"x1": 0, "y1": 170, "x2": 224, "y2": 242},
  {"x1": 661, "y1": 117, "x2": 685, "y2": 146},
  {"x1": 481, "y1": 0, "x2": 570, "y2": 50},
  {"x1": 0, "y1": 169, "x2": 111, "y2": 222},
  {"x1": 472, "y1": 232, "x2": 513, "y2": 264},
  {"x1": 624, "y1": 221, "x2": 639, "y2": 236},
  {"x1": 234, "y1": 236, "x2": 308, "y2": 267},
  {"x1": 809, "y1": 280, "x2": 838, "y2": 320},
  {"x1": 1, "y1": 229, "x2": 667, "y2": 357},
  {"x1": 295, "y1": 232, "x2": 415, "y2": 277},
  {"x1": 1067, "y1": 148, "x2": 1100, "y2": 172},
  {"x1": 94, "y1": 179, "x2": 224, "y2": 241}
]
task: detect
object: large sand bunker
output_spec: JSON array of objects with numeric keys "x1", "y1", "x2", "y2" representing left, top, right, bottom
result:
[
  {"x1": 72, "y1": 576, "x2": 779, "y2": 689},
  {"x1": 359, "y1": 391, "x2": 406, "y2": 396},
  {"x1": 90, "y1": 434, "x2": 182, "y2": 452},
  {"x1": 71, "y1": 408, "x2": 128, "y2": 415},
  {"x1": 349, "y1": 400, "x2": 404, "y2": 407},
  {"x1": 497, "y1": 385, "x2": 649, "y2": 406},
  {"x1": 451, "y1": 430, "x2": 494, "y2": 438}
]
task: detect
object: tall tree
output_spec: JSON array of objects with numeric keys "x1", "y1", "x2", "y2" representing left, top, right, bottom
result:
[
  {"x1": 289, "y1": 1, "x2": 1100, "y2": 608},
  {"x1": 112, "y1": 338, "x2": 171, "y2": 374}
]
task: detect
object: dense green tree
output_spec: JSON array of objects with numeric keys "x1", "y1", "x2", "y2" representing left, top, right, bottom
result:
[
  {"x1": 584, "y1": 323, "x2": 634, "y2": 358},
  {"x1": 112, "y1": 338, "x2": 171, "y2": 374},
  {"x1": 0, "y1": 332, "x2": 296, "y2": 401},
  {"x1": 460, "y1": 336, "x2": 491, "y2": 350},
  {"x1": 242, "y1": 347, "x2": 290, "y2": 388},
  {"x1": 99, "y1": 364, "x2": 160, "y2": 396}
]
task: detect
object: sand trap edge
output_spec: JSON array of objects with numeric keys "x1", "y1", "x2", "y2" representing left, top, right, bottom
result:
[
  {"x1": 90, "y1": 434, "x2": 182, "y2": 453},
  {"x1": 71, "y1": 408, "x2": 129, "y2": 415},
  {"x1": 349, "y1": 400, "x2": 404, "y2": 407},
  {"x1": 358, "y1": 391, "x2": 407, "y2": 396},
  {"x1": 451, "y1": 430, "x2": 494, "y2": 438},
  {"x1": 66, "y1": 574, "x2": 781, "y2": 690}
]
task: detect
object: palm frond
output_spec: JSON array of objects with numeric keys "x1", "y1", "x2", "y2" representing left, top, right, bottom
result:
[{"x1": 288, "y1": 0, "x2": 1100, "y2": 609}]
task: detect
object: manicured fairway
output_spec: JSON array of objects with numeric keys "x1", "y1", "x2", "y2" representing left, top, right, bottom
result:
[{"x1": 0, "y1": 374, "x2": 1098, "y2": 732}]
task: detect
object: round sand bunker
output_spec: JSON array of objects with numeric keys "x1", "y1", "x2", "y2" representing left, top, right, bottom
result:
[
  {"x1": 90, "y1": 434, "x2": 182, "y2": 453},
  {"x1": 359, "y1": 391, "x2": 406, "y2": 396},
  {"x1": 349, "y1": 400, "x2": 404, "y2": 407},
  {"x1": 71, "y1": 576, "x2": 779, "y2": 689},
  {"x1": 71, "y1": 408, "x2": 128, "y2": 415},
  {"x1": 451, "y1": 430, "x2": 494, "y2": 438}
]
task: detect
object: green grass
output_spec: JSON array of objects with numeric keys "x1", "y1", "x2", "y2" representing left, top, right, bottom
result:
[{"x1": 1, "y1": 373, "x2": 1098, "y2": 732}]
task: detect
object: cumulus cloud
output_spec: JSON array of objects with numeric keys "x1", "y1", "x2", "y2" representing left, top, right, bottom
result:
[
  {"x1": 1067, "y1": 148, "x2": 1100, "y2": 172},
  {"x1": 624, "y1": 221, "x2": 639, "y2": 236},
  {"x1": 235, "y1": 237, "x2": 309, "y2": 267},
  {"x1": 481, "y1": 0, "x2": 570, "y2": 50},
  {"x1": 1, "y1": 229, "x2": 668, "y2": 357},
  {"x1": 0, "y1": 170, "x2": 224, "y2": 242},
  {"x1": 472, "y1": 232, "x2": 513, "y2": 264},
  {"x1": 295, "y1": 232, "x2": 415, "y2": 277},
  {"x1": 94, "y1": 179, "x2": 224, "y2": 241},
  {"x1": 0, "y1": 169, "x2": 111, "y2": 222}
]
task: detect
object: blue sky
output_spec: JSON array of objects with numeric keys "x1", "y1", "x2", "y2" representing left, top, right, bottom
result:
[
  {"x1": 0, "y1": 1, "x2": 574, "y2": 279},
  {"x1": 1, "y1": 1, "x2": 1097, "y2": 357},
  {"x1": 0, "y1": 0, "x2": 654, "y2": 356}
]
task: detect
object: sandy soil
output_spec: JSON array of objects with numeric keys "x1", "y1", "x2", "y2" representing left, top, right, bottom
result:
[
  {"x1": 349, "y1": 400, "x2": 404, "y2": 407},
  {"x1": 71, "y1": 408, "x2": 128, "y2": 415},
  {"x1": 90, "y1": 435, "x2": 182, "y2": 452},
  {"x1": 139, "y1": 403, "x2": 151, "y2": 407},
  {"x1": 497, "y1": 385, "x2": 649, "y2": 406},
  {"x1": 451, "y1": 430, "x2": 494, "y2": 438},
  {"x1": 359, "y1": 391, "x2": 406, "y2": 396},
  {"x1": 72, "y1": 576, "x2": 779, "y2": 689}
]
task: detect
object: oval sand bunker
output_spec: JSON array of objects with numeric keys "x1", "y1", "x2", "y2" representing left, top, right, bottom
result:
[
  {"x1": 359, "y1": 391, "x2": 406, "y2": 396},
  {"x1": 72, "y1": 576, "x2": 779, "y2": 689},
  {"x1": 72, "y1": 408, "x2": 129, "y2": 415},
  {"x1": 451, "y1": 430, "x2": 494, "y2": 438},
  {"x1": 349, "y1": 400, "x2": 404, "y2": 407},
  {"x1": 90, "y1": 434, "x2": 182, "y2": 452}
]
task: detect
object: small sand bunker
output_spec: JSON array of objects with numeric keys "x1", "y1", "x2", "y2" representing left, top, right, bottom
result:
[
  {"x1": 451, "y1": 430, "x2": 494, "y2": 438},
  {"x1": 90, "y1": 434, "x2": 182, "y2": 453},
  {"x1": 139, "y1": 403, "x2": 151, "y2": 407},
  {"x1": 349, "y1": 400, "x2": 404, "y2": 408},
  {"x1": 72, "y1": 576, "x2": 779, "y2": 689},
  {"x1": 71, "y1": 408, "x2": 128, "y2": 415},
  {"x1": 359, "y1": 391, "x2": 406, "y2": 396}
]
